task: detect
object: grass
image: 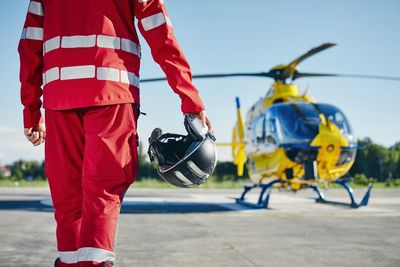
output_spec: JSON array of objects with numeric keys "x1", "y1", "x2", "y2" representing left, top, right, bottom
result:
[
  {"x1": 0, "y1": 177, "x2": 399, "y2": 189},
  {"x1": 0, "y1": 178, "x2": 49, "y2": 187},
  {"x1": 0, "y1": 177, "x2": 245, "y2": 189}
]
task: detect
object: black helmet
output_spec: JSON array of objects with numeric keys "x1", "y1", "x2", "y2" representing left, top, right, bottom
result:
[{"x1": 147, "y1": 115, "x2": 217, "y2": 188}]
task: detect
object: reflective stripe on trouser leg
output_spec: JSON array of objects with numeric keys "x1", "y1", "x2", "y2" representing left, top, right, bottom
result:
[
  {"x1": 78, "y1": 104, "x2": 138, "y2": 266},
  {"x1": 45, "y1": 109, "x2": 86, "y2": 267}
]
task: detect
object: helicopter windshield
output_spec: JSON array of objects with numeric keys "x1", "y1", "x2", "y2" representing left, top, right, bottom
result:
[{"x1": 265, "y1": 102, "x2": 354, "y2": 145}]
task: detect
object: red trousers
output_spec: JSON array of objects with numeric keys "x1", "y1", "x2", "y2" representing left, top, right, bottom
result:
[{"x1": 45, "y1": 104, "x2": 138, "y2": 267}]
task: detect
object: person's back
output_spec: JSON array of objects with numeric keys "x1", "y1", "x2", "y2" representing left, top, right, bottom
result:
[
  {"x1": 23, "y1": 1, "x2": 140, "y2": 110},
  {"x1": 20, "y1": 0, "x2": 205, "y2": 123},
  {"x1": 19, "y1": 1, "x2": 212, "y2": 266}
]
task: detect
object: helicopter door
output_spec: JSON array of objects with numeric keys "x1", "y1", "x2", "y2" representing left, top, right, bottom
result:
[
  {"x1": 265, "y1": 112, "x2": 278, "y2": 146},
  {"x1": 252, "y1": 113, "x2": 277, "y2": 154},
  {"x1": 253, "y1": 114, "x2": 266, "y2": 146}
]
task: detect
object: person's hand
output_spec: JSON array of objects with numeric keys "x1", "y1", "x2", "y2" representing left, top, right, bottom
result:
[
  {"x1": 24, "y1": 123, "x2": 46, "y2": 146},
  {"x1": 192, "y1": 110, "x2": 213, "y2": 133}
]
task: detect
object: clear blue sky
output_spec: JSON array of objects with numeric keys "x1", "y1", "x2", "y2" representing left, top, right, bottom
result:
[{"x1": 0, "y1": 0, "x2": 399, "y2": 165}]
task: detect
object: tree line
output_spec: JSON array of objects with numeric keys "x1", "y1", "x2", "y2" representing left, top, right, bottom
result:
[{"x1": 2, "y1": 138, "x2": 399, "y2": 185}]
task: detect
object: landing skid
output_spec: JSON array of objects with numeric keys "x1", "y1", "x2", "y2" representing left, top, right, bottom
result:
[
  {"x1": 235, "y1": 179, "x2": 373, "y2": 209},
  {"x1": 235, "y1": 179, "x2": 281, "y2": 209},
  {"x1": 309, "y1": 179, "x2": 373, "y2": 208}
]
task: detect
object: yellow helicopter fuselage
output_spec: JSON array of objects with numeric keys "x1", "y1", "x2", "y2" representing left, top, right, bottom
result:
[{"x1": 238, "y1": 83, "x2": 356, "y2": 190}]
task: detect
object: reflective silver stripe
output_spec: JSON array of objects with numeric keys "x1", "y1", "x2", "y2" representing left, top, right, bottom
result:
[
  {"x1": 97, "y1": 35, "x2": 121, "y2": 49},
  {"x1": 42, "y1": 73, "x2": 46, "y2": 85},
  {"x1": 121, "y1": 38, "x2": 140, "y2": 56},
  {"x1": 120, "y1": 70, "x2": 140, "y2": 88},
  {"x1": 187, "y1": 160, "x2": 207, "y2": 178},
  {"x1": 44, "y1": 36, "x2": 60, "y2": 53},
  {"x1": 25, "y1": 27, "x2": 43, "y2": 41},
  {"x1": 45, "y1": 67, "x2": 59, "y2": 84},
  {"x1": 173, "y1": 171, "x2": 193, "y2": 185},
  {"x1": 60, "y1": 65, "x2": 95, "y2": 80},
  {"x1": 62, "y1": 35, "x2": 96, "y2": 48},
  {"x1": 28, "y1": 1, "x2": 44, "y2": 16},
  {"x1": 59, "y1": 251, "x2": 78, "y2": 264},
  {"x1": 97, "y1": 67, "x2": 120, "y2": 82},
  {"x1": 77, "y1": 247, "x2": 115, "y2": 263},
  {"x1": 43, "y1": 35, "x2": 140, "y2": 56},
  {"x1": 165, "y1": 16, "x2": 173, "y2": 27},
  {"x1": 139, "y1": 0, "x2": 164, "y2": 3},
  {"x1": 21, "y1": 28, "x2": 27, "y2": 39},
  {"x1": 141, "y1": 12, "x2": 167, "y2": 31},
  {"x1": 42, "y1": 66, "x2": 139, "y2": 88}
]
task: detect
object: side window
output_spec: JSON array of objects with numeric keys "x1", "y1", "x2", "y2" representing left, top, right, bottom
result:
[
  {"x1": 253, "y1": 115, "x2": 266, "y2": 144},
  {"x1": 265, "y1": 112, "x2": 277, "y2": 144}
]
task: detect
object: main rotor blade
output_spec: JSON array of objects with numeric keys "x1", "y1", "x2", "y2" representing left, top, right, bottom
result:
[
  {"x1": 281, "y1": 43, "x2": 337, "y2": 79},
  {"x1": 293, "y1": 71, "x2": 400, "y2": 81},
  {"x1": 140, "y1": 72, "x2": 275, "y2": 83}
]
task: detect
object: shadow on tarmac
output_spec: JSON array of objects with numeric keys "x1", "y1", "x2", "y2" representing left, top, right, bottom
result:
[{"x1": 0, "y1": 200, "x2": 251, "y2": 214}]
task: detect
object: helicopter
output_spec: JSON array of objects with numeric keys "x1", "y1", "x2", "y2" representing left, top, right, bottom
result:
[{"x1": 141, "y1": 43, "x2": 400, "y2": 209}]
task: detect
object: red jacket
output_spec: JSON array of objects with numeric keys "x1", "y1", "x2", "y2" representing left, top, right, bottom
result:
[{"x1": 19, "y1": 0, "x2": 205, "y2": 128}]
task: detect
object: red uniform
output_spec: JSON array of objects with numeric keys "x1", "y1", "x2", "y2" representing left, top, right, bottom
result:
[{"x1": 19, "y1": 0, "x2": 205, "y2": 266}]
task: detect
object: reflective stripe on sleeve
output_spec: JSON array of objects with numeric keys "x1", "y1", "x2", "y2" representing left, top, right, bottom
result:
[
  {"x1": 21, "y1": 27, "x2": 44, "y2": 41},
  {"x1": 165, "y1": 16, "x2": 173, "y2": 27},
  {"x1": 141, "y1": 12, "x2": 169, "y2": 31},
  {"x1": 138, "y1": 0, "x2": 164, "y2": 3},
  {"x1": 44, "y1": 36, "x2": 60, "y2": 53},
  {"x1": 21, "y1": 28, "x2": 27, "y2": 40},
  {"x1": 60, "y1": 65, "x2": 96, "y2": 80},
  {"x1": 97, "y1": 35, "x2": 121, "y2": 49},
  {"x1": 28, "y1": 1, "x2": 44, "y2": 16},
  {"x1": 59, "y1": 251, "x2": 78, "y2": 264},
  {"x1": 97, "y1": 67, "x2": 120, "y2": 82},
  {"x1": 62, "y1": 35, "x2": 96, "y2": 48},
  {"x1": 77, "y1": 247, "x2": 115, "y2": 263}
]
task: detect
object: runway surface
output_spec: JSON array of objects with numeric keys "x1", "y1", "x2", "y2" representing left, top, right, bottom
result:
[{"x1": 0, "y1": 187, "x2": 399, "y2": 267}]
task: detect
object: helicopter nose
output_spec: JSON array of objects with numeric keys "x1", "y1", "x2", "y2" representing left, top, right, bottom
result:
[{"x1": 281, "y1": 144, "x2": 320, "y2": 164}]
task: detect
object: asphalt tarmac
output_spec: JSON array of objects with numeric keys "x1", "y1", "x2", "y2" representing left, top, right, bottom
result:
[{"x1": 0, "y1": 187, "x2": 399, "y2": 267}]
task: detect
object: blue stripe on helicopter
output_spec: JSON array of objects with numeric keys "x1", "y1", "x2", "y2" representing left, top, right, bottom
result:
[
  {"x1": 279, "y1": 144, "x2": 360, "y2": 150},
  {"x1": 340, "y1": 144, "x2": 360, "y2": 150},
  {"x1": 279, "y1": 144, "x2": 321, "y2": 149}
]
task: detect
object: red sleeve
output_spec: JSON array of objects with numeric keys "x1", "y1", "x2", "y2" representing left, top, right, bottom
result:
[
  {"x1": 134, "y1": 0, "x2": 205, "y2": 114},
  {"x1": 18, "y1": 1, "x2": 45, "y2": 128}
]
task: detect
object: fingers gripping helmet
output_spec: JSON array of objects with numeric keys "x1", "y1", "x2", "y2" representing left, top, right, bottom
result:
[{"x1": 148, "y1": 115, "x2": 217, "y2": 188}]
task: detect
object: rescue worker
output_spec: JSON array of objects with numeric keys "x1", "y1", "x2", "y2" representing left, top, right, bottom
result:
[{"x1": 19, "y1": 1, "x2": 212, "y2": 266}]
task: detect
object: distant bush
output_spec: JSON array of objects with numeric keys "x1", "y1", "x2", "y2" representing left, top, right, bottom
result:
[
  {"x1": 385, "y1": 178, "x2": 400, "y2": 187},
  {"x1": 353, "y1": 173, "x2": 376, "y2": 185}
]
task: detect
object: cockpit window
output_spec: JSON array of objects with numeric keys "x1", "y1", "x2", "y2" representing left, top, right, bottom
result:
[
  {"x1": 266, "y1": 103, "x2": 354, "y2": 145},
  {"x1": 253, "y1": 115, "x2": 266, "y2": 144},
  {"x1": 317, "y1": 104, "x2": 353, "y2": 136}
]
